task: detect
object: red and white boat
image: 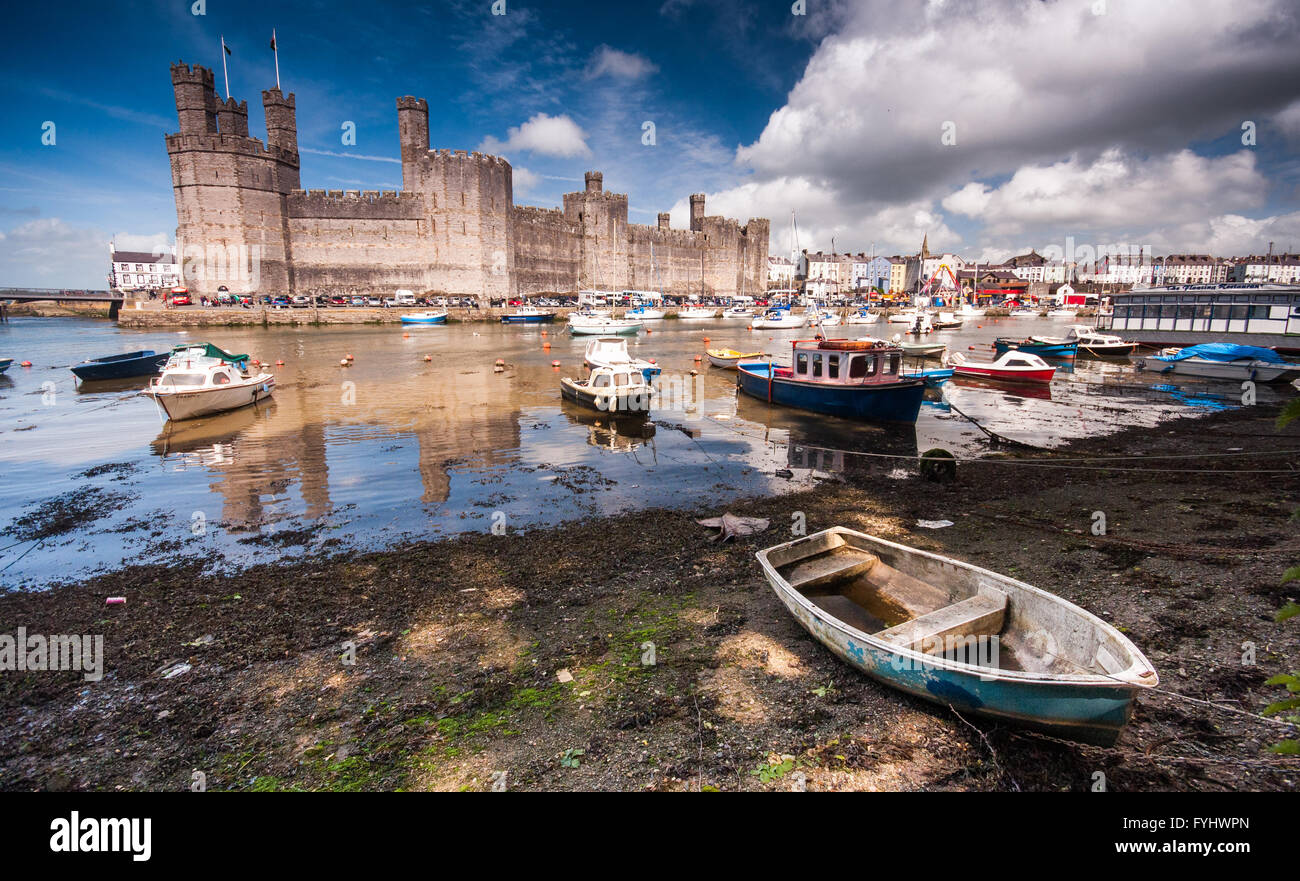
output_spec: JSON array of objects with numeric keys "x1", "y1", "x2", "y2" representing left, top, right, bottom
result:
[{"x1": 948, "y1": 350, "x2": 1057, "y2": 384}]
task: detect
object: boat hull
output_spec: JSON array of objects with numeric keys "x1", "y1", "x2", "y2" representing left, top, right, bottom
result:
[
  {"x1": 757, "y1": 528, "x2": 1157, "y2": 745},
  {"x1": 1138, "y1": 356, "x2": 1300, "y2": 383},
  {"x1": 995, "y1": 339, "x2": 1078, "y2": 357},
  {"x1": 569, "y1": 320, "x2": 643, "y2": 335},
  {"x1": 149, "y1": 377, "x2": 275, "y2": 421},
  {"x1": 0, "y1": 358, "x2": 12, "y2": 374},
  {"x1": 401, "y1": 313, "x2": 447, "y2": 325},
  {"x1": 736, "y1": 363, "x2": 924, "y2": 423},
  {"x1": 71, "y1": 351, "x2": 168, "y2": 381},
  {"x1": 501, "y1": 313, "x2": 554, "y2": 324},
  {"x1": 560, "y1": 378, "x2": 652, "y2": 414},
  {"x1": 751, "y1": 316, "x2": 807, "y2": 329},
  {"x1": 952, "y1": 364, "x2": 1056, "y2": 383}
]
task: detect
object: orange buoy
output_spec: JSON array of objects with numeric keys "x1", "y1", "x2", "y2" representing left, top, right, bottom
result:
[
  {"x1": 645, "y1": 328, "x2": 651, "y2": 334},
  {"x1": 424, "y1": 355, "x2": 433, "y2": 362},
  {"x1": 276, "y1": 359, "x2": 285, "y2": 366},
  {"x1": 702, "y1": 336, "x2": 710, "y2": 343},
  {"x1": 495, "y1": 358, "x2": 505, "y2": 366},
  {"x1": 747, "y1": 325, "x2": 753, "y2": 331},
  {"x1": 648, "y1": 359, "x2": 656, "y2": 365},
  {"x1": 403, "y1": 332, "x2": 410, "y2": 338},
  {"x1": 551, "y1": 360, "x2": 561, "y2": 367},
  {"x1": 20, "y1": 361, "x2": 32, "y2": 367},
  {"x1": 542, "y1": 342, "x2": 551, "y2": 350},
  {"x1": 345, "y1": 353, "x2": 354, "y2": 361},
  {"x1": 694, "y1": 355, "x2": 702, "y2": 362}
]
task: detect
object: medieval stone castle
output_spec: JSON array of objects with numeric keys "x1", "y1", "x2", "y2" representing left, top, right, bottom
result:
[{"x1": 166, "y1": 62, "x2": 769, "y2": 300}]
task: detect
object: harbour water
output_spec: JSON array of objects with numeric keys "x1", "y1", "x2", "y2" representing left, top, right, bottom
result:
[{"x1": 0, "y1": 314, "x2": 1283, "y2": 586}]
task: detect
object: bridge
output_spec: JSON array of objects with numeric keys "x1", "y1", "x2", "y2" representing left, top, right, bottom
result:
[{"x1": 0, "y1": 287, "x2": 126, "y2": 320}]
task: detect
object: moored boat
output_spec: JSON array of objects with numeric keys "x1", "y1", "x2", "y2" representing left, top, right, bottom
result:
[
  {"x1": 722, "y1": 306, "x2": 753, "y2": 319},
  {"x1": 735, "y1": 338, "x2": 925, "y2": 423},
  {"x1": 1138, "y1": 343, "x2": 1300, "y2": 383},
  {"x1": 560, "y1": 365, "x2": 653, "y2": 415},
  {"x1": 705, "y1": 348, "x2": 765, "y2": 369},
  {"x1": 146, "y1": 357, "x2": 275, "y2": 421},
  {"x1": 70, "y1": 350, "x2": 169, "y2": 382},
  {"x1": 568, "y1": 314, "x2": 643, "y2": 335},
  {"x1": 584, "y1": 337, "x2": 661, "y2": 380},
  {"x1": 400, "y1": 310, "x2": 448, "y2": 324},
  {"x1": 846, "y1": 308, "x2": 879, "y2": 325},
  {"x1": 949, "y1": 349, "x2": 1057, "y2": 383},
  {"x1": 1008, "y1": 309, "x2": 1039, "y2": 318},
  {"x1": 0, "y1": 357, "x2": 12, "y2": 374},
  {"x1": 501, "y1": 306, "x2": 555, "y2": 324},
  {"x1": 1033, "y1": 325, "x2": 1137, "y2": 357},
  {"x1": 678, "y1": 304, "x2": 719, "y2": 319},
  {"x1": 627, "y1": 305, "x2": 666, "y2": 320},
  {"x1": 755, "y1": 527, "x2": 1158, "y2": 745},
  {"x1": 750, "y1": 308, "x2": 807, "y2": 329},
  {"x1": 994, "y1": 337, "x2": 1078, "y2": 357}
]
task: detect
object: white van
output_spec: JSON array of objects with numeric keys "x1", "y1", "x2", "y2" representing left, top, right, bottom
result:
[{"x1": 391, "y1": 289, "x2": 417, "y2": 306}]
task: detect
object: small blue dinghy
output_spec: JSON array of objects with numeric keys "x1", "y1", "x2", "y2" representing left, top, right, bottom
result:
[
  {"x1": 71, "y1": 350, "x2": 169, "y2": 382},
  {"x1": 757, "y1": 527, "x2": 1158, "y2": 745}
]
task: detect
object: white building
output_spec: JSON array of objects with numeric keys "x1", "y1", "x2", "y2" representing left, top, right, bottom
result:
[
  {"x1": 767, "y1": 255, "x2": 796, "y2": 288},
  {"x1": 110, "y1": 244, "x2": 180, "y2": 292},
  {"x1": 1229, "y1": 254, "x2": 1300, "y2": 284}
]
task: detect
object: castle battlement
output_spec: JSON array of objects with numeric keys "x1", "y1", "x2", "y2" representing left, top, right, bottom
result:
[{"x1": 165, "y1": 133, "x2": 299, "y2": 164}]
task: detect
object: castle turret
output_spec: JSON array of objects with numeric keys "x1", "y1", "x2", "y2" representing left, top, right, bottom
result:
[
  {"x1": 658, "y1": 212, "x2": 671, "y2": 230},
  {"x1": 585, "y1": 171, "x2": 603, "y2": 194},
  {"x1": 690, "y1": 194, "x2": 705, "y2": 232},
  {"x1": 396, "y1": 97, "x2": 429, "y2": 190},
  {"x1": 262, "y1": 88, "x2": 298, "y2": 155},
  {"x1": 171, "y1": 62, "x2": 218, "y2": 135},
  {"x1": 217, "y1": 96, "x2": 249, "y2": 137}
]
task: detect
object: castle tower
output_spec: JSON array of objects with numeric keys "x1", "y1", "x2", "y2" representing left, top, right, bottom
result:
[
  {"x1": 658, "y1": 212, "x2": 671, "y2": 230},
  {"x1": 690, "y1": 194, "x2": 705, "y2": 232},
  {"x1": 585, "y1": 171, "x2": 603, "y2": 194},
  {"x1": 171, "y1": 62, "x2": 218, "y2": 135},
  {"x1": 396, "y1": 97, "x2": 430, "y2": 190},
  {"x1": 217, "y1": 96, "x2": 249, "y2": 137},
  {"x1": 262, "y1": 88, "x2": 298, "y2": 155}
]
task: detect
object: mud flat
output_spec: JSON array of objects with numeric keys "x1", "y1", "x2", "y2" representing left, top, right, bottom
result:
[{"x1": 1, "y1": 404, "x2": 1297, "y2": 791}]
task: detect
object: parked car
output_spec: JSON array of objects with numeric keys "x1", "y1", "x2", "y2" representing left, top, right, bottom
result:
[
  {"x1": 291, "y1": 295, "x2": 310, "y2": 308},
  {"x1": 366, "y1": 296, "x2": 382, "y2": 307},
  {"x1": 271, "y1": 296, "x2": 291, "y2": 308}
]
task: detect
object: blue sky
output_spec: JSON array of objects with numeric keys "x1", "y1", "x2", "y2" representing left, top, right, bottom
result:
[{"x1": 3, "y1": 0, "x2": 1300, "y2": 287}]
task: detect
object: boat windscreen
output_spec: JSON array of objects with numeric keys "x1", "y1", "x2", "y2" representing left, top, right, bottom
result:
[{"x1": 170, "y1": 342, "x2": 249, "y2": 363}]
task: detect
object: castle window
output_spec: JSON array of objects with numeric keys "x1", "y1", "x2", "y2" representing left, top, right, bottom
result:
[
  {"x1": 462, "y1": 221, "x2": 466, "y2": 235},
  {"x1": 461, "y1": 193, "x2": 466, "y2": 207}
]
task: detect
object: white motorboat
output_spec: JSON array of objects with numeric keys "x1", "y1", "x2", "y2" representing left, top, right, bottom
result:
[
  {"x1": 956, "y1": 303, "x2": 987, "y2": 318},
  {"x1": 846, "y1": 308, "x2": 879, "y2": 325},
  {"x1": 889, "y1": 334, "x2": 945, "y2": 358},
  {"x1": 1047, "y1": 308, "x2": 1079, "y2": 319},
  {"x1": 146, "y1": 358, "x2": 274, "y2": 421},
  {"x1": 400, "y1": 310, "x2": 448, "y2": 325},
  {"x1": 568, "y1": 314, "x2": 643, "y2": 335},
  {"x1": 887, "y1": 310, "x2": 920, "y2": 324},
  {"x1": 678, "y1": 304, "x2": 719, "y2": 319},
  {"x1": 809, "y1": 310, "x2": 841, "y2": 327},
  {"x1": 1138, "y1": 343, "x2": 1300, "y2": 383},
  {"x1": 560, "y1": 365, "x2": 653, "y2": 414},
  {"x1": 1009, "y1": 309, "x2": 1040, "y2": 318},
  {"x1": 583, "y1": 337, "x2": 661, "y2": 380},
  {"x1": 722, "y1": 306, "x2": 753, "y2": 319},
  {"x1": 1032, "y1": 325, "x2": 1137, "y2": 357},
  {"x1": 949, "y1": 349, "x2": 1057, "y2": 383},
  {"x1": 627, "y1": 305, "x2": 666, "y2": 320},
  {"x1": 751, "y1": 308, "x2": 807, "y2": 329},
  {"x1": 933, "y1": 312, "x2": 963, "y2": 329},
  {"x1": 906, "y1": 312, "x2": 935, "y2": 334}
]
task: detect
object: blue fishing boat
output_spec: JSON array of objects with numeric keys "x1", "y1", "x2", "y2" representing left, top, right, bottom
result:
[
  {"x1": 994, "y1": 337, "x2": 1078, "y2": 357},
  {"x1": 736, "y1": 338, "x2": 925, "y2": 424},
  {"x1": 757, "y1": 527, "x2": 1159, "y2": 745},
  {"x1": 906, "y1": 367, "x2": 953, "y2": 388},
  {"x1": 0, "y1": 357, "x2": 12, "y2": 375},
  {"x1": 70, "y1": 350, "x2": 169, "y2": 382},
  {"x1": 501, "y1": 306, "x2": 555, "y2": 324}
]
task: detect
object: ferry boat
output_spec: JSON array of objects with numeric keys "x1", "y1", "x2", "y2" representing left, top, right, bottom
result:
[
  {"x1": 501, "y1": 306, "x2": 555, "y2": 324},
  {"x1": 1100, "y1": 283, "x2": 1300, "y2": 352},
  {"x1": 735, "y1": 338, "x2": 925, "y2": 424}
]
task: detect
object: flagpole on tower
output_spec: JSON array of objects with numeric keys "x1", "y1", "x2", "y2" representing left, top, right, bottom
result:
[
  {"x1": 220, "y1": 35, "x2": 231, "y2": 99},
  {"x1": 272, "y1": 29, "x2": 280, "y2": 90}
]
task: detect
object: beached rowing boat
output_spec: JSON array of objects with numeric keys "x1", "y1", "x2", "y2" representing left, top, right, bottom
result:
[
  {"x1": 756, "y1": 527, "x2": 1158, "y2": 744},
  {"x1": 705, "y1": 348, "x2": 765, "y2": 369}
]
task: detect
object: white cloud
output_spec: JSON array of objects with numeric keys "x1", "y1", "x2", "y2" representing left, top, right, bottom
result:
[
  {"x1": 479, "y1": 113, "x2": 591, "y2": 159},
  {"x1": 711, "y1": 0, "x2": 1300, "y2": 256},
  {"x1": 941, "y1": 149, "x2": 1268, "y2": 238},
  {"x1": 512, "y1": 166, "x2": 541, "y2": 197},
  {"x1": 585, "y1": 46, "x2": 659, "y2": 80},
  {"x1": 0, "y1": 218, "x2": 113, "y2": 288}
]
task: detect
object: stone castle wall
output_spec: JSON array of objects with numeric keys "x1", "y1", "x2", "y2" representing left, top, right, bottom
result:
[{"x1": 165, "y1": 62, "x2": 767, "y2": 299}]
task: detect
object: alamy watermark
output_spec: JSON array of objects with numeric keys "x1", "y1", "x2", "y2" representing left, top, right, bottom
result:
[{"x1": 1, "y1": 628, "x2": 103, "y2": 681}]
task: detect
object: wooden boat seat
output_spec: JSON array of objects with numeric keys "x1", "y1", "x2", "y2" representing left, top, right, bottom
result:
[
  {"x1": 787, "y1": 549, "x2": 880, "y2": 592},
  {"x1": 874, "y1": 589, "x2": 1008, "y2": 653}
]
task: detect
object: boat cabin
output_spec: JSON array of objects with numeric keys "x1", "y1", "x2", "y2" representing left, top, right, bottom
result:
[
  {"x1": 780, "y1": 339, "x2": 904, "y2": 385},
  {"x1": 155, "y1": 362, "x2": 246, "y2": 391}
]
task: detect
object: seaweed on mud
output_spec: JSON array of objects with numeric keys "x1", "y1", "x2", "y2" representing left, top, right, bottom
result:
[{"x1": 3, "y1": 487, "x2": 137, "y2": 541}]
